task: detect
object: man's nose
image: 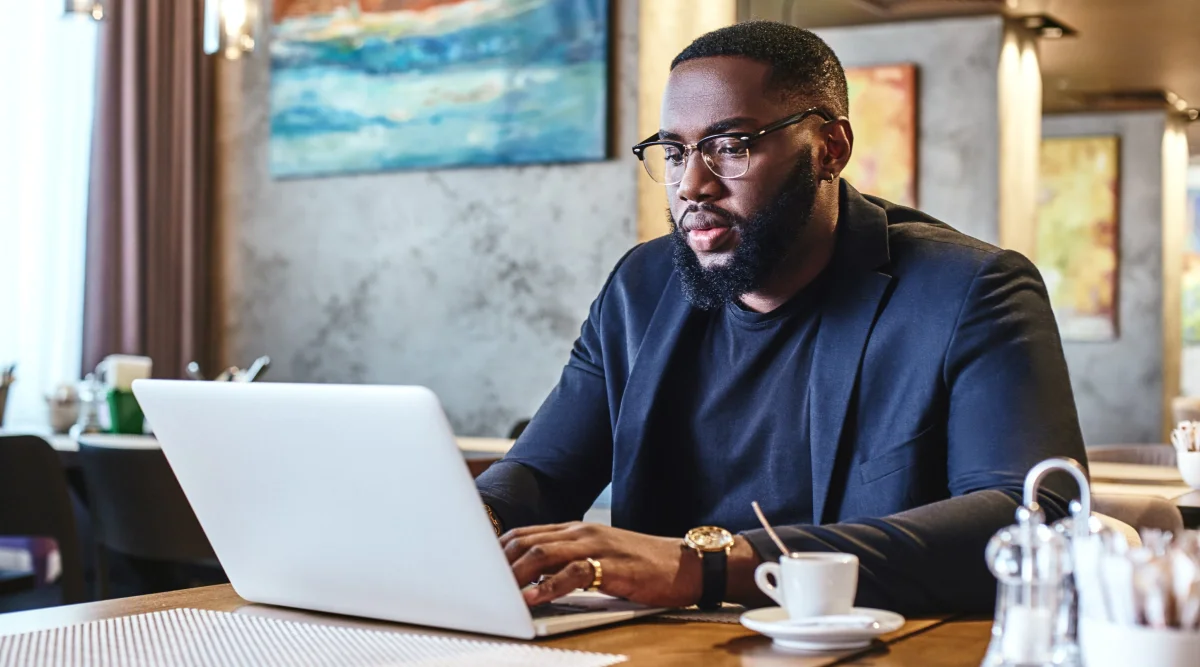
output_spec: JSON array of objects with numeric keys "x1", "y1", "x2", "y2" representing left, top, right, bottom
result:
[{"x1": 675, "y1": 150, "x2": 721, "y2": 203}]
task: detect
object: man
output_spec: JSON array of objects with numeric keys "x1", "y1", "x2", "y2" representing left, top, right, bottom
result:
[{"x1": 476, "y1": 21, "x2": 1085, "y2": 615}]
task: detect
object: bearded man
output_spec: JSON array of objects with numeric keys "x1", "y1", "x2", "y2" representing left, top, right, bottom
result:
[{"x1": 474, "y1": 20, "x2": 1086, "y2": 615}]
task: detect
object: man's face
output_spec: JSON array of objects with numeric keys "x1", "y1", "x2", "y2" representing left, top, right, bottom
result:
[{"x1": 660, "y1": 57, "x2": 823, "y2": 309}]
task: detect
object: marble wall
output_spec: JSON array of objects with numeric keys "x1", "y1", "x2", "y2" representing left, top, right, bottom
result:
[
  {"x1": 213, "y1": 1, "x2": 640, "y2": 436},
  {"x1": 1043, "y1": 112, "x2": 1169, "y2": 445}
]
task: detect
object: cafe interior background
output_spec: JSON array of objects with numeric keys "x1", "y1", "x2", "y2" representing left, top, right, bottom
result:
[{"x1": 1, "y1": 0, "x2": 1199, "y2": 611}]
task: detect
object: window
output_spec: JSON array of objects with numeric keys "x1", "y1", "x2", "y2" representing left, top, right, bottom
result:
[{"x1": 0, "y1": 4, "x2": 98, "y2": 429}]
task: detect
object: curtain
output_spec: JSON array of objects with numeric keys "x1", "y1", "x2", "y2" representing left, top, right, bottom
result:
[
  {"x1": 81, "y1": 0, "x2": 215, "y2": 380},
  {"x1": 0, "y1": 5, "x2": 98, "y2": 428}
]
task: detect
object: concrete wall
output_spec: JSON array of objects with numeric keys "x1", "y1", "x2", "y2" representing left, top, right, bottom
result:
[
  {"x1": 213, "y1": 0, "x2": 640, "y2": 436},
  {"x1": 1042, "y1": 111, "x2": 1169, "y2": 445},
  {"x1": 811, "y1": 16, "x2": 1003, "y2": 243},
  {"x1": 733, "y1": 15, "x2": 1007, "y2": 244}
]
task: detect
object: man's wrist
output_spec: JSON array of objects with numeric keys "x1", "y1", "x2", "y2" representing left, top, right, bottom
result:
[
  {"x1": 484, "y1": 504, "x2": 503, "y2": 537},
  {"x1": 725, "y1": 535, "x2": 771, "y2": 606}
]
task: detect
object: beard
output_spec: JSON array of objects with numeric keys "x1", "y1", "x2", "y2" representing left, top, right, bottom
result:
[{"x1": 668, "y1": 154, "x2": 820, "y2": 311}]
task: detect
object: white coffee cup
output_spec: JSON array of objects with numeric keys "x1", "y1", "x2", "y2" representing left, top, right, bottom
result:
[{"x1": 754, "y1": 552, "x2": 859, "y2": 619}]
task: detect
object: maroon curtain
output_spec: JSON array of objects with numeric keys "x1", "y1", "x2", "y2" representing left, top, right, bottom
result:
[{"x1": 82, "y1": 0, "x2": 215, "y2": 379}]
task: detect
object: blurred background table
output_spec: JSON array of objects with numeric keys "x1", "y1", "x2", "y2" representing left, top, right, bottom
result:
[{"x1": 1089, "y1": 461, "x2": 1200, "y2": 528}]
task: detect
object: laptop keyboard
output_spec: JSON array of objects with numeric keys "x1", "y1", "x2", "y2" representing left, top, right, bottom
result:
[{"x1": 529, "y1": 602, "x2": 597, "y2": 618}]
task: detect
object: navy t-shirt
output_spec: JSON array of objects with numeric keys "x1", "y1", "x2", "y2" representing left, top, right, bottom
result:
[{"x1": 644, "y1": 275, "x2": 826, "y2": 537}]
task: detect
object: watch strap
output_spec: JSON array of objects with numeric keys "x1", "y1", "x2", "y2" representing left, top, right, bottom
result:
[{"x1": 697, "y1": 547, "x2": 727, "y2": 610}]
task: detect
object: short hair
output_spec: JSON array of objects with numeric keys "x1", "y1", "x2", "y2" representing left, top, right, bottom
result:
[{"x1": 671, "y1": 21, "x2": 849, "y2": 118}]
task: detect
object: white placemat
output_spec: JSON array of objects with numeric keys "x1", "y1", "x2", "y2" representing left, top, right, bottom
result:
[{"x1": 0, "y1": 608, "x2": 626, "y2": 667}]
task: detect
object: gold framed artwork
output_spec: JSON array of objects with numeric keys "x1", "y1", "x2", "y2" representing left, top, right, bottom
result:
[
  {"x1": 1034, "y1": 135, "x2": 1120, "y2": 341},
  {"x1": 840, "y1": 64, "x2": 918, "y2": 207},
  {"x1": 1184, "y1": 186, "x2": 1200, "y2": 344}
]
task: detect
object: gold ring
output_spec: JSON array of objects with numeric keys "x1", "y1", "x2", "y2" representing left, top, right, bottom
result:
[{"x1": 585, "y1": 557, "x2": 602, "y2": 592}]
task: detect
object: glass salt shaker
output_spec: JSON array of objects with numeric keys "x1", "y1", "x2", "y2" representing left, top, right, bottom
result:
[
  {"x1": 69, "y1": 372, "x2": 105, "y2": 438},
  {"x1": 982, "y1": 458, "x2": 1081, "y2": 667}
]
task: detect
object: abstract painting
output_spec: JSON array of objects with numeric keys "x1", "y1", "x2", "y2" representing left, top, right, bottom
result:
[
  {"x1": 1183, "y1": 186, "x2": 1200, "y2": 344},
  {"x1": 840, "y1": 64, "x2": 917, "y2": 207},
  {"x1": 1035, "y1": 136, "x2": 1120, "y2": 341},
  {"x1": 269, "y1": 0, "x2": 610, "y2": 178}
]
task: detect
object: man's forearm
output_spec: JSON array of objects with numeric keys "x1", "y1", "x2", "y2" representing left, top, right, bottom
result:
[
  {"x1": 735, "y1": 487, "x2": 1072, "y2": 615},
  {"x1": 725, "y1": 536, "x2": 772, "y2": 606}
]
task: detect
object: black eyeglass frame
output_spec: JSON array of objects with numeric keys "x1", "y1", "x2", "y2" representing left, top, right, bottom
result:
[{"x1": 630, "y1": 107, "x2": 840, "y2": 184}]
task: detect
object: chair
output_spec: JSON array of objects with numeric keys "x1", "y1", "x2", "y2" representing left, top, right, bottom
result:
[
  {"x1": 0, "y1": 435, "x2": 87, "y2": 605},
  {"x1": 1086, "y1": 444, "x2": 1177, "y2": 467},
  {"x1": 1084, "y1": 444, "x2": 1187, "y2": 538},
  {"x1": 76, "y1": 439, "x2": 222, "y2": 598},
  {"x1": 1093, "y1": 495, "x2": 1185, "y2": 541}
]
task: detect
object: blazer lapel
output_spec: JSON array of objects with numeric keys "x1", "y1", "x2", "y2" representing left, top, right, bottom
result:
[
  {"x1": 809, "y1": 183, "x2": 894, "y2": 524},
  {"x1": 610, "y1": 272, "x2": 696, "y2": 528}
]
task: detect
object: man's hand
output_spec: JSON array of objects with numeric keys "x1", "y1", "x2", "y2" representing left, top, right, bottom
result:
[{"x1": 501, "y1": 523, "x2": 705, "y2": 607}]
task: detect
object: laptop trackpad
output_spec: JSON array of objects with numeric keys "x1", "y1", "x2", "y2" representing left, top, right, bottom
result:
[{"x1": 530, "y1": 591, "x2": 665, "y2": 636}]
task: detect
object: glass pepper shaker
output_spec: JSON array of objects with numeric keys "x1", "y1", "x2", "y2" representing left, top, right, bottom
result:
[{"x1": 982, "y1": 457, "x2": 1084, "y2": 667}]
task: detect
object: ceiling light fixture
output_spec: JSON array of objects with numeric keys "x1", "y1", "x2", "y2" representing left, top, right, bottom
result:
[
  {"x1": 1186, "y1": 109, "x2": 1200, "y2": 122},
  {"x1": 1021, "y1": 14, "x2": 1077, "y2": 39}
]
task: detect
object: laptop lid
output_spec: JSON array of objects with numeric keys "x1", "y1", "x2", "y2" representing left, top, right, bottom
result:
[{"x1": 132, "y1": 381, "x2": 538, "y2": 639}]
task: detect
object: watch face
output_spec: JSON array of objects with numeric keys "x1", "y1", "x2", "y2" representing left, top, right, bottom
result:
[{"x1": 687, "y1": 526, "x2": 734, "y2": 552}]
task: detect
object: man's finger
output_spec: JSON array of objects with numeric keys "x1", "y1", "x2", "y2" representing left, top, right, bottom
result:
[
  {"x1": 502, "y1": 527, "x2": 585, "y2": 564},
  {"x1": 511, "y1": 540, "x2": 588, "y2": 587},
  {"x1": 523, "y1": 560, "x2": 595, "y2": 606},
  {"x1": 498, "y1": 523, "x2": 574, "y2": 548}
]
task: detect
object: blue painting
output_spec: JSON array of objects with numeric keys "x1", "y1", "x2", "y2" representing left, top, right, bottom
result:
[{"x1": 269, "y1": 0, "x2": 610, "y2": 178}]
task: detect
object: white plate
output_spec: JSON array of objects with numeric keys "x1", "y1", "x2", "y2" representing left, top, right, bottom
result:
[{"x1": 740, "y1": 606, "x2": 905, "y2": 652}]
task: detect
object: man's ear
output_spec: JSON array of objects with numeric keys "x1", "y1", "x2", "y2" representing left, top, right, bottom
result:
[{"x1": 820, "y1": 119, "x2": 853, "y2": 178}]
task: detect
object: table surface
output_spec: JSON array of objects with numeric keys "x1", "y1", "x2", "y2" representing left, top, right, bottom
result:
[
  {"x1": 1087, "y1": 461, "x2": 1200, "y2": 527},
  {"x1": 0, "y1": 585, "x2": 984, "y2": 666},
  {"x1": 0, "y1": 428, "x2": 515, "y2": 457}
]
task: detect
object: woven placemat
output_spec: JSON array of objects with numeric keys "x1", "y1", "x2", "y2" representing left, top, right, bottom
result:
[
  {"x1": 0, "y1": 608, "x2": 627, "y2": 667},
  {"x1": 658, "y1": 603, "x2": 746, "y2": 624}
]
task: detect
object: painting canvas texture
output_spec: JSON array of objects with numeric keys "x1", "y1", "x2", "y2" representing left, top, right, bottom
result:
[
  {"x1": 269, "y1": 0, "x2": 610, "y2": 177},
  {"x1": 1183, "y1": 186, "x2": 1200, "y2": 344},
  {"x1": 1035, "y1": 135, "x2": 1120, "y2": 342},
  {"x1": 840, "y1": 64, "x2": 917, "y2": 207}
]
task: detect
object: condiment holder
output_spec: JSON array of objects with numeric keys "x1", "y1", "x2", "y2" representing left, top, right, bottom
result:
[
  {"x1": 1171, "y1": 421, "x2": 1200, "y2": 488},
  {"x1": 985, "y1": 456, "x2": 1200, "y2": 667}
]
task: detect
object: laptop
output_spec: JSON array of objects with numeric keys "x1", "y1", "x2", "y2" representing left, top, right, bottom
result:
[{"x1": 131, "y1": 380, "x2": 664, "y2": 639}]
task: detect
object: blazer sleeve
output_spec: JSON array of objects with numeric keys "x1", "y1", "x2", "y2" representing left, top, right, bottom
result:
[
  {"x1": 741, "y1": 249, "x2": 1088, "y2": 615},
  {"x1": 474, "y1": 248, "x2": 638, "y2": 531}
]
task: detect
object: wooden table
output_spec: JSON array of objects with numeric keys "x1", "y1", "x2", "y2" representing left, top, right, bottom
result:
[
  {"x1": 0, "y1": 585, "x2": 987, "y2": 666},
  {"x1": 1089, "y1": 461, "x2": 1200, "y2": 528}
]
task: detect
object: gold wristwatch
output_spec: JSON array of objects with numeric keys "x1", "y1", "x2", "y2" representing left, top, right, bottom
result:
[
  {"x1": 484, "y1": 504, "x2": 503, "y2": 537},
  {"x1": 683, "y1": 526, "x2": 734, "y2": 610}
]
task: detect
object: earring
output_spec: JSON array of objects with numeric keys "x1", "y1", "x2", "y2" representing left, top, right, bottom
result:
[{"x1": 826, "y1": 172, "x2": 837, "y2": 183}]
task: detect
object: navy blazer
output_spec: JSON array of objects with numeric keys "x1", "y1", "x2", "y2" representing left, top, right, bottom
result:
[{"x1": 477, "y1": 182, "x2": 1086, "y2": 614}]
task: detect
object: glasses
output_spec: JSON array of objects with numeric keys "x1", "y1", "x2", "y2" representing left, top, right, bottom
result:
[{"x1": 631, "y1": 107, "x2": 837, "y2": 185}]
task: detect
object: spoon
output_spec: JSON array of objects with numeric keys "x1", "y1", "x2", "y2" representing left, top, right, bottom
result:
[{"x1": 752, "y1": 500, "x2": 791, "y2": 557}]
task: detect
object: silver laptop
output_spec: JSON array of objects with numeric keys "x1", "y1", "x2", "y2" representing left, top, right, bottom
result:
[{"x1": 131, "y1": 380, "x2": 663, "y2": 639}]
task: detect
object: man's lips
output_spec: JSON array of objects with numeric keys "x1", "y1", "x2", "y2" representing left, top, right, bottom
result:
[
  {"x1": 681, "y1": 208, "x2": 736, "y2": 252},
  {"x1": 688, "y1": 227, "x2": 734, "y2": 251}
]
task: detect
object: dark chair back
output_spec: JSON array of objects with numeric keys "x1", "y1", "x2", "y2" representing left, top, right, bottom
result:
[
  {"x1": 0, "y1": 435, "x2": 87, "y2": 603},
  {"x1": 76, "y1": 442, "x2": 216, "y2": 565}
]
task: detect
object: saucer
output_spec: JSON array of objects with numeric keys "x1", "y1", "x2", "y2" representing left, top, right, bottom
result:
[{"x1": 740, "y1": 607, "x2": 905, "y2": 652}]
